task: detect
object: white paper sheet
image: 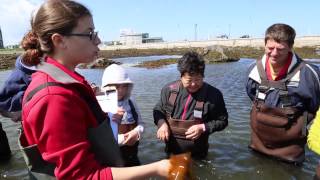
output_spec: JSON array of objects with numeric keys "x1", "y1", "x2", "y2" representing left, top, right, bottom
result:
[
  {"x1": 96, "y1": 89, "x2": 118, "y2": 140},
  {"x1": 96, "y1": 89, "x2": 118, "y2": 113}
]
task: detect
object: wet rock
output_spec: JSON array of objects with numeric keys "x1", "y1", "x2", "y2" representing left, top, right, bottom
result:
[
  {"x1": 204, "y1": 46, "x2": 240, "y2": 63},
  {"x1": 77, "y1": 58, "x2": 120, "y2": 69},
  {"x1": 134, "y1": 58, "x2": 178, "y2": 69}
]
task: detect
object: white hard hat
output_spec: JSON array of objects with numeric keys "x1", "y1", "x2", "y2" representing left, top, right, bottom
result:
[{"x1": 101, "y1": 64, "x2": 133, "y2": 89}]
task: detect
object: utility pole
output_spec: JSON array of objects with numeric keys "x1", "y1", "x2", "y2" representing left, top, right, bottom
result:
[
  {"x1": 0, "y1": 26, "x2": 3, "y2": 49},
  {"x1": 194, "y1": 24, "x2": 197, "y2": 41},
  {"x1": 228, "y1": 24, "x2": 231, "y2": 38}
]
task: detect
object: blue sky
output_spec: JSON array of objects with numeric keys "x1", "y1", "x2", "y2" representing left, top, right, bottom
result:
[{"x1": 0, "y1": 0, "x2": 319, "y2": 46}]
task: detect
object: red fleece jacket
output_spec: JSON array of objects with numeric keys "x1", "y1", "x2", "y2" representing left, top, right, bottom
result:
[{"x1": 22, "y1": 58, "x2": 113, "y2": 180}]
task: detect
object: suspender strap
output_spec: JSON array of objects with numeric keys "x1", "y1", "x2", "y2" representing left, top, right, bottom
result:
[
  {"x1": 195, "y1": 101, "x2": 204, "y2": 111},
  {"x1": 281, "y1": 61, "x2": 305, "y2": 82},
  {"x1": 194, "y1": 83, "x2": 207, "y2": 112},
  {"x1": 25, "y1": 82, "x2": 64, "y2": 103},
  {"x1": 82, "y1": 90, "x2": 106, "y2": 124},
  {"x1": 166, "y1": 81, "x2": 181, "y2": 117},
  {"x1": 24, "y1": 82, "x2": 106, "y2": 124},
  {"x1": 168, "y1": 93, "x2": 178, "y2": 107},
  {"x1": 128, "y1": 99, "x2": 138, "y2": 125},
  {"x1": 168, "y1": 81, "x2": 181, "y2": 107},
  {"x1": 257, "y1": 60, "x2": 268, "y2": 86},
  {"x1": 193, "y1": 101, "x2": 204, "y2": 120}
]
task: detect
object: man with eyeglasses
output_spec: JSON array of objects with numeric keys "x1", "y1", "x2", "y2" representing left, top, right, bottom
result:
[
  {"x1": 153, "y1": 51, "x2": 228, "y2": 159},
  {"x1": 246, "y1": 23, "x2": 320, "y2": 164}
]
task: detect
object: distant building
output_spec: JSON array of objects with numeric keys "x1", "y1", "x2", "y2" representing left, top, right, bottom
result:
[
  {"x1": 0, "y1": 27, "x2": 4, "y2": 49},
  {"x1": 102, "y1": 41, "x2": 121, "y2": 46},
  {"x1": 143, "y1": 37, "x2": 163, "y2": 43},
  {"x1": 119, "y1": 29, "x2": 163, "y2": 45}
]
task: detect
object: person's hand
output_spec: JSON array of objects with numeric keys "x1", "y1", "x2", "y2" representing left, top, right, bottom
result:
[
  {"x1": 122, "y1": 129, "x2": 139, "y2": 146},
  {"x1": 90, "y1": 83, "x2": 100, "y2": 95},
  {"x1": 185, "y1": 124, "x2": 205, "y2": 140},
  {"x1": 157, "y1": 120, "x2": 170, "y2": 142},
  {"x1": 112, "y1": 107, "x2": 125, "y2": 124}
]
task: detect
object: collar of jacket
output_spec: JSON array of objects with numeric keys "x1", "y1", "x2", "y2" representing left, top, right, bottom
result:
[
  {"x1": 15, "y1": 55, "x2": 36, "y2": 75},
  {"x1": 248, "y1": 52, "x2": 300, "y2": 84},
  {"x1": 35, "y1": 61, "x2": 80, "y2": 84}
]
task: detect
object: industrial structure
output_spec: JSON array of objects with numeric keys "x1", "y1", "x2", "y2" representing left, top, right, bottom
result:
[
  {"x1": 119, "y1": 29, "x2": 163, "y2": 46},
  {"x1": 0, "y1": 27, "x2": 4, "y2": 49}
]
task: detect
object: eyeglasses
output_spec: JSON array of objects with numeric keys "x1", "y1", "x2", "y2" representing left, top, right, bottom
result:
[
  {"x1": 64, "y1": 31, "x2": 98, "y2": 41},
  {"x1": 182, "y1": 77, "x2": 203, "y2": 86}
]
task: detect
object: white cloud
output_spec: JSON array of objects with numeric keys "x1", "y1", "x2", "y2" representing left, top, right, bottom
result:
[{"x1": 0, "y1": 0, "x2": 41, "y2": 46}]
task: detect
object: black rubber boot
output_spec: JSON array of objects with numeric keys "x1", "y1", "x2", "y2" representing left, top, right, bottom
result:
[{"x1": 0, "y1": 122, "x2": 11, "y2": 161}]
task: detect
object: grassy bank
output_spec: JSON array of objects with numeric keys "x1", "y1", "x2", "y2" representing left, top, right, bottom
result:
[
  {"x1": 0, "y1": 54, "x2": 19, "y2": 70},
  {"x1": 97, "y1": 46, "x2": 320, "y2": 62},
  {"x1": 0, "y1": 49, "x2": 22, "y2": 70}
]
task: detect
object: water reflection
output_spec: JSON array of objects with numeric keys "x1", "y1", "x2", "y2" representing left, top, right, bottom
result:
[{"x1": 0, "y1": 57, "x2": 319, "y2": 179}]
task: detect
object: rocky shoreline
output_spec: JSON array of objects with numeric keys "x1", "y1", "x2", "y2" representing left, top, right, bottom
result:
[
  {"x1": 134, "y1": 58, "x2": 179, "y2": 69},
  {"x1": 0, "y1": 54, "x2": 19, "y2": 70},
  {"x1": 1, "y1": 46, "x2": 319, "y2": 70}
]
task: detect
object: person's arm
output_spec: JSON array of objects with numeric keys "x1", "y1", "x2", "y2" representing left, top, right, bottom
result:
[
  {"x1": 246, "y1": 78, "x2": 258, "y2": 101},
  {"x1": 308, "y1": 109, "x2": 320, "y2": 155},
  {"x1": 111, "y1": 159, "x2": 170, "y2": 179},
  {"x1": 153, "y1": 85, "x2": 171, "y2": 141},
  {"x1": 24, "y1": 93, "x2": 172, "y2": 179},
  {"x1": 245, "y1": 62, "x2": 258, "y2": 101},
  {"x1": 301, "y1": 64, "x2": 320, "y2": 114},
  {"x1": 153, "y1": 86, "x2": 169, "y2": 126},
  {"x1": 0, "y1": 69, "x2": 29, "y2": 112},
  {"x1": 203, "y1": 89, "x2": 228, "y2": 134}
]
